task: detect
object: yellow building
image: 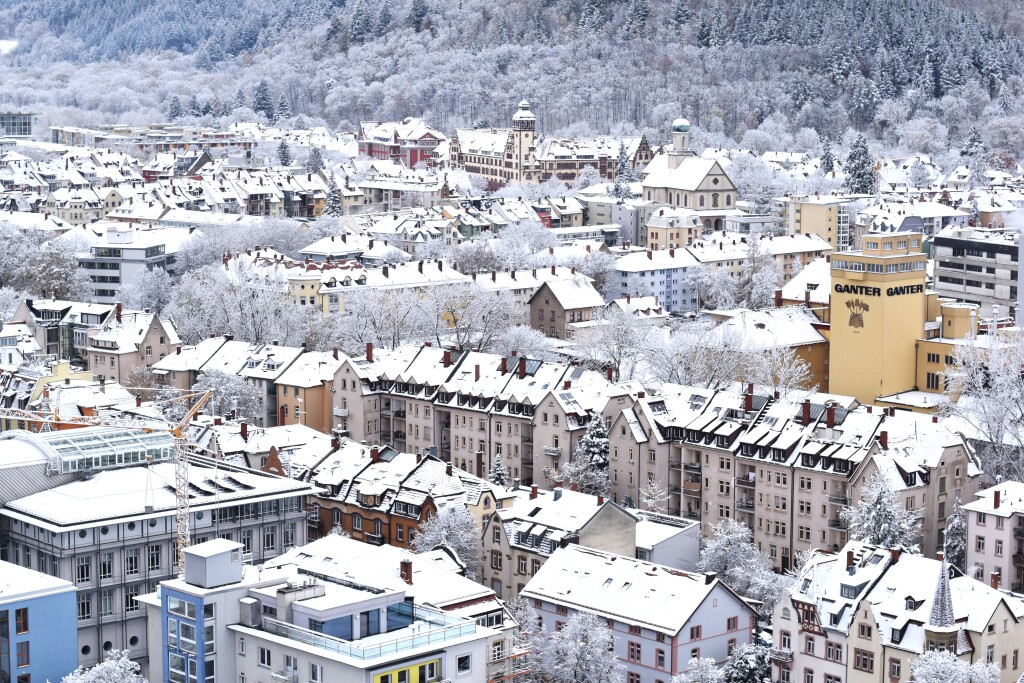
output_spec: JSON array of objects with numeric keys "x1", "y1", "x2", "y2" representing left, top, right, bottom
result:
[
  {"x1": 828, "y1": 233, "x2": 928, "y2": 404},
  {"x1": 829, "y1": 232, "x2": 986, "y2": 410},
  {"x1": 777, "y1": 194, "x2": 854, "y2": 251}
]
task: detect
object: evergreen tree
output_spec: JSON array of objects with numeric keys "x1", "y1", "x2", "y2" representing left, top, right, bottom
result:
[
  {"x1": 275, "y1": 94, "x2": 292, "y2": 124},
  {"x1": 252, "y1": 80, "x2": 274, "y2": 120},
  {"x1": 323, "y1": 176, "x2": 344, "y2": 217},
  {"x1": 622, "y1": 494, "x2": 636, "y2": 508},
  {"x1": 376, "y1": 3, "x2": 393, "y2": 35},
  {"x1": 188, "y1": 94, "x2": 202, "y2": 117},
  {"x1": 908, "y1": 160, "x2": 931, "y2": 190},
  {"x1": 844, "y1": 135, "x2": 878, "y2": 195},
  {"x1": 841, "y1": 472, "x2": 921, "y2": 552},
  {"x1": 969, "y1": 198, "x2": 981, "y2": 226},
  {"x1": 623, "y1": 0, "x2": 650, "y2": 39},
  {"x1": 670, "y1": 0, "x2": 692, "y2": 33},
  {"x1": 306, "y1": 146, "x2": 324, "y2": 173},
  {"x1": 612, "y1": 141, "x2": 635, "y2": 199},
  {"x1": 350, "y1": 0, "x2": 373, "y2": 44},
  {"x1": 943, "y1": 496, "x2": 967, "y2": 572},
  {"x1": 277, "y1": 139, "x2": 293, "y2": 166},
  {"x1": 820, "y1": 135, "x2": 835, "y2": 174},
  {"x1": 961, "y1": 127, "x2": 987, "y2": 159},
  {"x1": 232, "y1": 88, "x2": 247, "y2": 112},
  {"x1": 166, "y1": 95, "x2": 183, "y2": 120},
  {"x1": 559, "y1": 415, "x2": 611, "y2": 496},
  {"x1": 209, "y1": 95, "x2": 224, "y2": 118},
  {"x1": 489, "y1": 454, "x2": 510, "y2": 487},
  {"x1": 406, "y1": 0, "x2": 429, "y2": 31}
]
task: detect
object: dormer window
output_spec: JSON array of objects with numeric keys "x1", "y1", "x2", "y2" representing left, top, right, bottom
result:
[{"x1": 905, "y1": 597, "x2": 916, "y2": 610}]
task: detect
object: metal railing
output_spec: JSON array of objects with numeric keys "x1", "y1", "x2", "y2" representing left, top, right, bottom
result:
[{"x1": 769, "y1": 648, "x2": 793, "y2": 662}]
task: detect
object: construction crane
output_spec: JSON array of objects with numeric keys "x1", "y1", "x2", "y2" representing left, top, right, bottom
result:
[{"x1": 0, "y1": 388, "x2": 215, "y2": 576}]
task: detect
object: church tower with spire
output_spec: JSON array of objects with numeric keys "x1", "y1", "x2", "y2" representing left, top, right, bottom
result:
[{"x1": 925, "y1": 556, "x2": 960, "y2": 652}]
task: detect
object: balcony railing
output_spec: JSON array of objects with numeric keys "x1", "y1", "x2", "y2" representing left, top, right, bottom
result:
[
  {"x1": 365, "y1": 532, "x2": 385, "y2": 546},
  {"x1": 271, "y1": 671, "x2": 298, "y2": 683},
  {"x1": 1013, "y1": 552, "x2": 1024, "y2": 568},
  {"x1": 1014, "y1": 527, "x2": 1024, "y2": 540},
  {"x1": 736, "y1": 477, "x2": 755, "y2": 489},
  {"x1": 736, "y1": 499, "x2": 754, "y2": 510},
  {"x1": 769, "y1": 648, "x2": 793, "y2": 662},
  {"x1": 333, "y1": 407, "x2": 349, "y2": 418},
  {"x1": 683, "y1": 463, "x2": 702, "y2": 473},
  {"x1": 543, "y1": 446, "x2": 561, "y2": 458},
  {"x1": 261, "y1": 604, "x2": 476, "y2": 661},
  {"x1": 669, "y1": 460, "x2": 681, "y2": 470},
  {"x1": 828, "y1": 518, "x2": 848, "y2": 530},
  {"x1": 828, "y1": 494, "x2": 849, "y2": 505},
  {"x1": 683, "y1": 481, "x2": 701, "y2": 493}
]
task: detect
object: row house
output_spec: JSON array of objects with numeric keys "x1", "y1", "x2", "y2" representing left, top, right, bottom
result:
[
  {"x1": 605, "y1": 384, "x2": 981, "y2": 571},
  {"x1": 332, "y1": 344, "x2": 627, "y2": 486},
  {"x1": 963, "y1": 481, "x2": 1024, "y2": 593},
  {"x1": 523, "y1": 545, "x2": 759, "y2": 683},
  {"x1": 85, "y1": 304, "x2": 181, "y2": 384},
  {"x1": 301, "y1": 439, "x2": 509, "y2": 550},
  {"x1": 358, "y1": 118, "x2": 447, "y2": 168},
  {"x1": 774, "y1": 541, "x2": 1024, "y2": 683}
]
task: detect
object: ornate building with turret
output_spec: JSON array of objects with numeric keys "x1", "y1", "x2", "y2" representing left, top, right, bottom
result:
[{"x1": 448, "y1": 100, "x2": 652, "y2": 189}]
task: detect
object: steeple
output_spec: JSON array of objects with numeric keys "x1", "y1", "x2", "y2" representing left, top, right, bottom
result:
[{"x1": 928, "y1": 557, "x2": 955, "y2": 629}]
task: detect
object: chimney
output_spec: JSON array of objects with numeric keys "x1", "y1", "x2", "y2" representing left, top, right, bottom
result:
[
  {"x1": 804, "y1": 289, "x2": 811, "y2": 307},
  {"x1": 867, "y1": 405, "x2": 872, "y2": 414},
  {"x1": 332, "y1": 347, "x2": 339, "y2": 360},
  {"x1": 563, "y1": 380, "x2": 571, "y2": 390},
  {"x1": 501, "y1": 357, "x2": 507, "y2": 375},
  {"x1": 400, "y1": 559, "x2": 413, "y2": 584},
  {"x1": 774, "y1": 289, "x2": 782, "y2": 308},
  {"x1": 669, "y1": 248, "x2": 675, "y2": 257},
  {"x1": 995, "y1": 490, "x2": 1001, "y2": 509},
  {"x1": 991, "y1": 572, "x2": 1000, "y2": 590},
  {"x1": 530, "y1": 485, "x2": 539, "y2": 500},
  {"x1": 115, "y1": 302, "x2": 122, "y2": 323},
  {"x1": 879, "y1": 430, "x2": 888, "y2": 449},
  {"x1": 704, "y1": 572, "x2": 716, "y2": 585},
  {"x1": 371, "y1": 445, "x2": 380, "y2": 462},
  {"x1": 638, "y1": 391, "x2": 645, "y2": 399},
  {"x1": 647, "y1": 250, "x2": 653, "y2": 260},
  {"x1": 475, "y1": 364, "x2": 480, "y2": 382},
  {"x1": 606, "y1": 367, "x2": 613, "y2": 381},
  {"x1": 444, "y1": 350, "x2": 452, "y2": 368},
  {"x1": 366, "y1": 342, "x2": 373, "y2": 362},
  {"x1": 744, "y1": 383, "x2": 753, "y2": 412},
  {"x1": 551, "y1": 265, "x2": 556, "y2": 275},
  {"x1": 240, "y1": 422, "x2": 249, "y2": 442},
  {"x1": 626, "y1": 293, "x2": 631, "y2": 303},
  {"x1": 518, "y1": 357, "x2": 526, "y2": 379},
  {"x1": 416, "y1": 452, "x2": 422, "y2": 464},
  {"x1": 846, "y1": 550, "x2": 854, "y2": 570},
  {"x1": 382, "y1": 265, "x2": 389, "y2": 278},
  {"x1": 491, "y1": 271, "x2": 496, "y2": 282},
  {"x1": 331, "y1": 436, "x2": 340, "y2": 449},
  {"x1": 597, "y1": 495, "x2": 604, "y2": 505},
  {"x1": 936, "y1": 551, "x2": 944, "y2": 562},
  {"x1": 890, "y1": 548, "x2": 901, "y2": 564},
  {"x1": 214, "y1": 417, "x2": 223, "y2": 426},
  {"x1": 446, "y1": 463, "x2": 453, "y2": 476},
  {"x1": 802, "y1": 399, "x2": 811, "y2": 425},
  {"x1": 826, "y1": 403, "x2": 836, "y2": 429},
  {"x1": 135, "y1": 396, "x2": 142, "y2": 408}
]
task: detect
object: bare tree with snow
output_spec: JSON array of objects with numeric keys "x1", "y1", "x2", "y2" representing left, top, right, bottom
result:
[
  {"x1": 698, "y1": 519, "x2": 789, "y2": 617},
  {"x1": 672, "y1": 657, "x2": 724, "y2": 683},
  {"x1": 413, "y1": 504, "x2": 483, "y2": 580},
  {"x1": 193, "y1": 369, "x2": 266, "y2": 423},
  {"x1": 910, "y1": 650, "x2": 999, "y2": 683},
  {"x1": 534, "y1": 611, "x2": 623, "y2": 683},
  {"x1": 60, "y1": 650, "x2": 148, "y2": 683}
]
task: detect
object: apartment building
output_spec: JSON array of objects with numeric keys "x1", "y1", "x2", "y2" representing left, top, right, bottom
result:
[
  {"x1": 775, "y1": 194, "x2": 855, "y2": 252},
  {"x1": 76, "y1": 224, "x2": 194, "y2": 303},
  {"x1": 523, "y1": 545, "x2": 758, "y2": 683},
  {"x1": 605, "y1": 385, "x2": 981, "y2": 571},
  {"x1": 688, "y1": 232, "x2": 832, "y2": 284},
  {"x1": 963, "y1": 481, "x2": 1024, "y2": 593},
  {"x1": 142, "y1": 538, "x2": 499, "y2": 683},
  {"x1": 932, "y1": 226, "x2": 1019, "y2": 318},
  {"x1": 607, "y1": 247, "x2": 700, "y2": 313},
  {"x1": 528, "y1": 278, "x2": 607, "y2": 340},
  {"x1": 773, "y1": 541, "x2": 1024, "y2": 683},
  {"x1": 0, "y1": 427, "x2": 316, "y2": 669},
  {"x1": 358, "y1": 118, "x2": 447, "y2": 168},
  {"x1": 14, "y1": 298, "x2": 114, "y2": 363},
  {"x1": 481, "y1": 485, "x2": 637, "y2": 600},
  {"x1": 274, "y1": 350, "x2": 345, "y2": 434},
  {"x1": 0, "y1": 560, "x2": 78, "y2": 683},
  {"x1": 331, "y1": 344, "x2": 625, "y2": 486}
]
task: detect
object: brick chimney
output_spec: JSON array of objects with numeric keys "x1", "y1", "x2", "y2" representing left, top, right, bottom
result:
[
  {"x1": 500, "y1": 357, "x2": 507, "y2": 375},
  {"x1": 371, "y1": 445, "x2": 380, "y2": 462},
  {"x1": 400, "y1": 559, "x2": 413, "y2": 584},
  {"x1": 563, "y1": 380, "x2": 571, "y2": 390},
  {"x1": 446, "y1": 462, "x2": 453, "y2": 476},
  {"x1": 744, "y1": 383, "x2": 753, "y2": 412},
  {"x1": 332, "y1": 347, "x2": 339, "y2": 360},
  {"x1": 366, "y1": 342, "x2": 373, "y2": 362},
  {"x1": 115, "y1": 302, "x2": 122, "y2": 323},
  {"x1": 847, "y1": 550, "x2": 854, "y2": 570},
  {"x1": 995, "y1": 490, "x2": 1001, "y2": 509},
  {"x1": 606, "y1": 367, "x2": 613, "y2": 381},
  {"x1": 991, "y1": 571, "x2": 1000, "y2": 590},
  {"x1": 774, "y1": 289, "x2": 782, "y2": 308},
  {"x1": 890, "y1": 548, "x2": 901, "y2": 564},
  {"x1": 597, "y1": 495, "x2": 604, "y2": 505},
  {"x1": 475, "y1": 364, "x2": 480, "y2": 382},
  {"x1": 530, "y1": 485, "x2": 538, "y2": 500},
  {"x1": 444, "y1": 350, "x2": 452, "y2": 368},
  {"x1": 801, "y1": 398, "x2": 811, "y2": 425},
  {"x1": 240, "y1": 422, "x2": 248, "y2": 442},
  {"x1": 518, "y1": 357, "x2": 526, "y2": 379},
  {"x1": 879, "y1": 430, "x2": 888, "y2": 449},
  {"x1": 826, "y1": 403, "x2": 836, "y2": 429}
]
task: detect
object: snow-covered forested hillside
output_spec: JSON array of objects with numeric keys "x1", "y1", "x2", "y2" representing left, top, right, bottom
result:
[{"x1": 1, "y1": 0, "x2": 1024, "y2": 163}]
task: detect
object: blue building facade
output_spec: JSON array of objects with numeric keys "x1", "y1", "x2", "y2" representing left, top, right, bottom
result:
[
  {"x1": 161, "y1": 588, "x2": 216, "y2": 683},
  {"x1": 0, "y1": 560, "x2": 78, "y2": 683}
]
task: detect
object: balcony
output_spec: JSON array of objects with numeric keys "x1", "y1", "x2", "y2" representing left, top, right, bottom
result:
[
  {"x1": 381, "y1": 408, "x2": 393, "y2": 417},
  {"x1": 828, "y1": 518, "x2": 848, "y2": 531},
  {"x1": 769, "y1": 648, "x2": 793, "y2": 663},
  {"x1": 736, "y1": 477, "x2": 755, "y2": 489},
  {"x1": 365, "y1": 532, "x2": 385, "y2": 546},
  {"x1": 272, "y1": 672, "x2": 298, "y2": 683},
  {"x1": 828, "y1": 494, "x2": 849, "y2": 506},
  {"x1": 669, "y1": 485, "x2": 682, "y2": 495},
  {"x1": 1014, "y1": 527, "x2": 1024, "y2": 540},
  {"x1": 544, "y1": 446, "x2": 561, "y2": 458},
  {"x1": 333, "y1": 407, "x2": 349, "y2": 418},
  {"x1": 683, "y1": 463, "x2": 702, "y2": 474},
  {"x1": 736, "y1": 499, "x2": 754, "y2": 510},
  {"x1": 669, "y1": 459, "x2": 681, "y2": 470},
  {"x1": 1013, "y1": 552, "x2": 1024, "y2": 568},
  {"x1": 683, "y1": 481, "x2": 701, "y2": 496}
]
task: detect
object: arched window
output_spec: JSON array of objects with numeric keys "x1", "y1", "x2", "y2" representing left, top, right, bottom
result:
[
  {"x1": 699, "y1": 195, "x2": 705, "y2": 207},
  {"x1": 781, "y1": 608, "x2": 791, "y2": 620},
  {"x1": 684, "y1": 194, "x2": 689, "y2": 207},
  {"x1": 712, "y1": 193, "x2": 720, "y2": 208},
  {"x1": 726, "y1": 194, "x2": 732, "y2": 206}
]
